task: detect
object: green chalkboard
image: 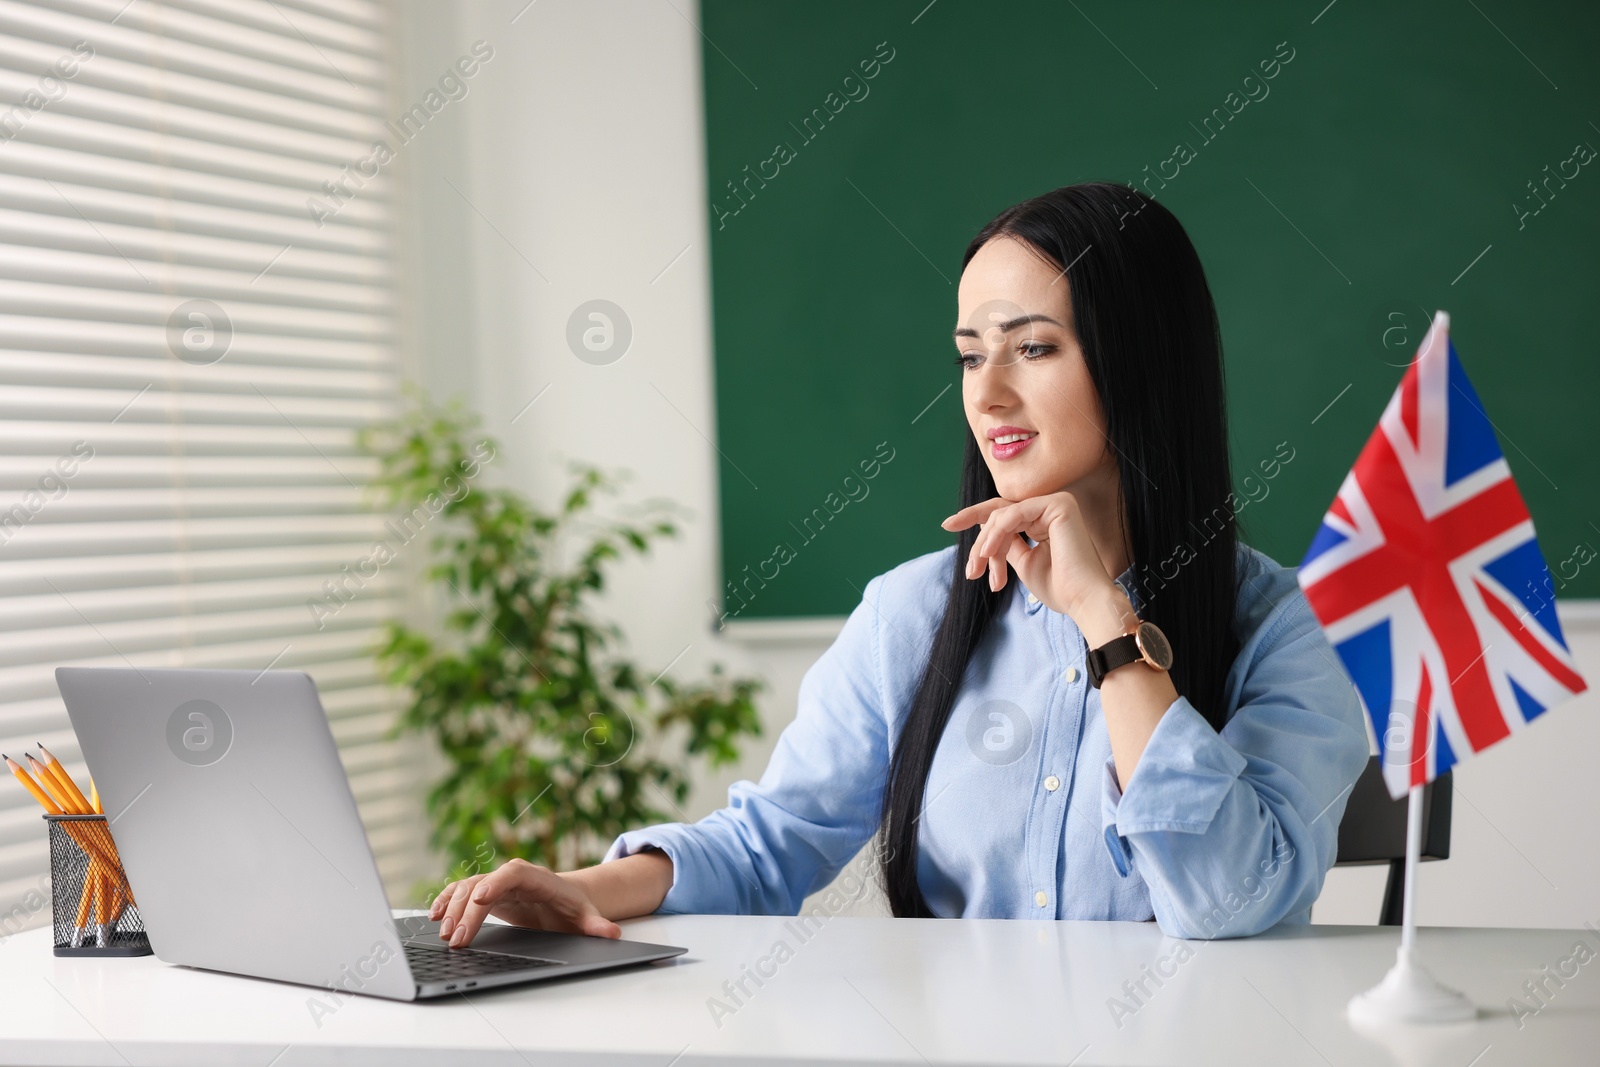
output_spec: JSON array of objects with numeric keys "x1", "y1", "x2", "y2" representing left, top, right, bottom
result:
[{"x1": 702, "y1": 0, "x2": 1600, "y2": 620}]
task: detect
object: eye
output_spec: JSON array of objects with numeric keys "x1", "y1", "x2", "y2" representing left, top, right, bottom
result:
[{"x1": 954, "y1": 342, "x2": 1056, "y2": 370}]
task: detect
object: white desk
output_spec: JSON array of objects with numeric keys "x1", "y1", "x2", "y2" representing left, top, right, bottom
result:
[{"x1": 0, "y1": 913, "x2": 1595, "y2": 1065}]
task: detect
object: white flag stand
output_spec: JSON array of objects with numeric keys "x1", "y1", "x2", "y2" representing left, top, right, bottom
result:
[{"x1": 1346, "y1": 784, "x2": 1476, "y2": 1024}]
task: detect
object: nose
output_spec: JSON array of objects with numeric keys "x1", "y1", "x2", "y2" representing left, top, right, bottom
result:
[{"x1": 966, "y1": 347, "x2": 1019, "y2": 413}]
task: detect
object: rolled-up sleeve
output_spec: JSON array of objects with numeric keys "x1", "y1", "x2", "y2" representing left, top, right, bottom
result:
[
  {"x1": 1099, "y1": 590, "x2": 1370, "y2": 939},
  {"x1": 603, "y1": 575, "x2": 891, "y2": 915}
]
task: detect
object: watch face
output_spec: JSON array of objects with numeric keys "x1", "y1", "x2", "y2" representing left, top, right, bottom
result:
[{"x1": 1135, "y1": 622, "x2": 1173, "y2": 670}]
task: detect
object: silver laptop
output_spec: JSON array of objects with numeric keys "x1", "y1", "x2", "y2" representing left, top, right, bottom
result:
[{"x1": 55, "y1": 667, "x2": 686, "y2": 1000}]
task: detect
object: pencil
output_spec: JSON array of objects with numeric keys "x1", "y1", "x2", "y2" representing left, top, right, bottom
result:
[
  {"x1": 36, "y1": 744, "x2": 93, "y2": 814},
  {"x1": 89, "y1": 777, "x2": 101, "y2": 815},
  {"x1": 92, "y1": 865, "x2": 110, "y2": 947},
  {"x1": 4, "y1": 755, "x2": 63, "y2": 815},
  {"x1": 108, "y1": 873, "x2": 127, "y2": 924},
  {"x1": 72, "y1": 867, "x2": 96, "y2": 947},
  {"x1": 25, "y1": 754, "x2": 83, "y2": 814}
]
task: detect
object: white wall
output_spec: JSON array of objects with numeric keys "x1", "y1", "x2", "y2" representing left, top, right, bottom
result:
[
  {"x1": 390, "y1": 0, "x2": 787, "y2": 876},
  {"x1": 392, "y1": 0, "x2": 1599, "y2": 929}
]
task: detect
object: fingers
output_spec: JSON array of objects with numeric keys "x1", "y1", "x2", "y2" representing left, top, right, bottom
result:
[
  {"x1": 1002, "y1": 530, "x2": 1034, "y2": 572},
  {"x1": 965, "y1": 512, "x2": 1009, "y2": 584},
  {"x1": 578, "y1": 910, "x2": 623, "y2": 939},
  {"x1": 941, "y1": 497, "x2": 1009, "y2": 532},
  {"x1": 975, "y1": 499, "x2": 1050, "y2": 560},
  {"x1": 965, "y1": 532, "x2": 984, "y2": 580},
  {"x1": 437, "y1": 874, "x2": 484, "y2": 942},
  {"x1": 449, "y1": 861, "x2": 534, "y2": 947},
  {"x1": 966, "y1": 496, "x2": 1065, "y2": 591},
  {"x1": 952, "y1": 497, "x2": 1037, "y2": 588},
  {"x1": 966, "y1": 526, "x2": 1018, "y2": 591},
  {"x1": 1002, "y1": 532, "x2": 1041, "y2": 588},
  {"x1": 965, "y1": 502, "x2": 1023, "y2": 580},
  {"x1": 429, "y1": 880, "x2": 461, "y2": 921},
  {"x1": 951, "y1": 491, "x2": 1074, "y2": 545}
]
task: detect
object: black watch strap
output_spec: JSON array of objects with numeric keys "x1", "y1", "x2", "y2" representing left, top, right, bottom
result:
[{"x1": 1086, "y1": 633, "x2": 1141, "y2": 689}]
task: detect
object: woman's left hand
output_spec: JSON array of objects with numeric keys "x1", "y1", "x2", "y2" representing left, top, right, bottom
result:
[{"x1": 942, "y1": 492, "x2": 1133, "y2": 640}]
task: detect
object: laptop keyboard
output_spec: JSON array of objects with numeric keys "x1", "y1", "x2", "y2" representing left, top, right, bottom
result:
[{"x1": 404, "y1": 940, "x2": 562, "y2": 984}]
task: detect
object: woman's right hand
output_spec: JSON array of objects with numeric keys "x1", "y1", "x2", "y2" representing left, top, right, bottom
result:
[{"x1": 429, "y1": 858, "x2": 623, "y2": 947}]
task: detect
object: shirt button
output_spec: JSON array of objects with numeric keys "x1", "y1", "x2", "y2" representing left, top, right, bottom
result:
[
  {"x1": 1064, "y1": 666, "x2": 1079, "y2": 683},
  {"x1": 1026, "y1": 592, "x2": 1039, "y2": 607},
  {"x1": 1044, "y1": 775, "x2": 1061, "y2": 792},
  {"x1": 1034, "y1": 890, "x2": 1048, "y2": 907}
]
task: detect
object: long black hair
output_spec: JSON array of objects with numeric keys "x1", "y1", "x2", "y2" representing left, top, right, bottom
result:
[{"x1": 877, "y1": 182, "x2": 1242, "y2": 917}]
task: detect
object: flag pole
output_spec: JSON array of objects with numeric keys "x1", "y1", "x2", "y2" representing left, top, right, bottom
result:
[
  {"x1": 1401, "y1": 782, "x2": 1421, "y2": 952},
  {"x1": 1347, "y1": 783, "x2": 1476, "y2": 1024}
]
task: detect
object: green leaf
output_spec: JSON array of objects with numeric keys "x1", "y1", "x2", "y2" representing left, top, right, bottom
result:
[{"x1": 363, "y1": 390, "x2": 765, "y2": 896}]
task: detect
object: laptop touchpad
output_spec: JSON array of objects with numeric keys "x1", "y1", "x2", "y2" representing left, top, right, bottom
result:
[{"x1": 396, "y1": 916, "x2": 572, "y2": 962}]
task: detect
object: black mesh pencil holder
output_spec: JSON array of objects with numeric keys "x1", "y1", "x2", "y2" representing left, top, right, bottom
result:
[{"x1": 45, "y1": 814, "x2": 151, "y2": 957}]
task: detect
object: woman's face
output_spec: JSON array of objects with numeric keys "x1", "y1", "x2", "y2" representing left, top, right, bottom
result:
[{"x1": 955, "y1": 236, "x2": 1114, "y2": 503}]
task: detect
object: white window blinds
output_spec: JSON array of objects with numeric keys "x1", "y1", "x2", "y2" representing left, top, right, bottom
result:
[{"x1": 0, "y1": 0, "x2": 424, "y2": 932}]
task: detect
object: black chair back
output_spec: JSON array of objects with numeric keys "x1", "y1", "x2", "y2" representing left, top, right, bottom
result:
[{"x1": 1333, "y1": 755, "x2": 1452, "y2": 924}]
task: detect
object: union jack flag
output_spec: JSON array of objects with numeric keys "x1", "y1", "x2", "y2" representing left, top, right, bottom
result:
[{"x1": 1297, "y1": 311, "x2": 1588, "y2": 798}]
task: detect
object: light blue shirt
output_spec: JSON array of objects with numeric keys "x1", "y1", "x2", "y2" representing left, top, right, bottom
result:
[{"x1": 604, "y1": 542, "x2": 1371, "y2": 938}]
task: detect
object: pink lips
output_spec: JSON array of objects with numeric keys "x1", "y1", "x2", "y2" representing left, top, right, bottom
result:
[
  {"x1": 992, "y1": 437, "x2": 1034, "y2": 460},
  {"x1": 987, "y1": 425, "x2": 1037, "y2": 461}
]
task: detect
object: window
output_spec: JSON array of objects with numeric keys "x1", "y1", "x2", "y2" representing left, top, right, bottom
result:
[{"x1": 0, "y1": 0, "x2": 423, "y2": 929}]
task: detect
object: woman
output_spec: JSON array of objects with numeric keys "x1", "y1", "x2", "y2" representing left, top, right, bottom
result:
[{"x1": 430, "y1": 182, "x2": 1370, "y2": 945}]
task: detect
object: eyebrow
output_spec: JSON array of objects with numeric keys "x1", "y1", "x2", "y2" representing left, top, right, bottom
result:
[{"x1": 953, "y1": 313, "x2": 1064, "y2": 340}]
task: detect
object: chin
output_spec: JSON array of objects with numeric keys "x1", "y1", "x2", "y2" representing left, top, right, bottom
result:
[
  {"x1": 987, "y1": 455, "x2": 1085, "y2": 501},
  {"x1": 988, "y1": 472, "x2": 1051, "y2": 501}
]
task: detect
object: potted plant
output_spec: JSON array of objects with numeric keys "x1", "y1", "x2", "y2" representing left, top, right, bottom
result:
[{"x1": 359, "y1": 393, "x2": 763, "y2": 899}]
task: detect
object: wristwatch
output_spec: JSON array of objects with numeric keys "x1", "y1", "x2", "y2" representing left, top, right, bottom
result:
[{"x1": 1085, "y1": 619, "x2": 1174, "y2": 688}]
